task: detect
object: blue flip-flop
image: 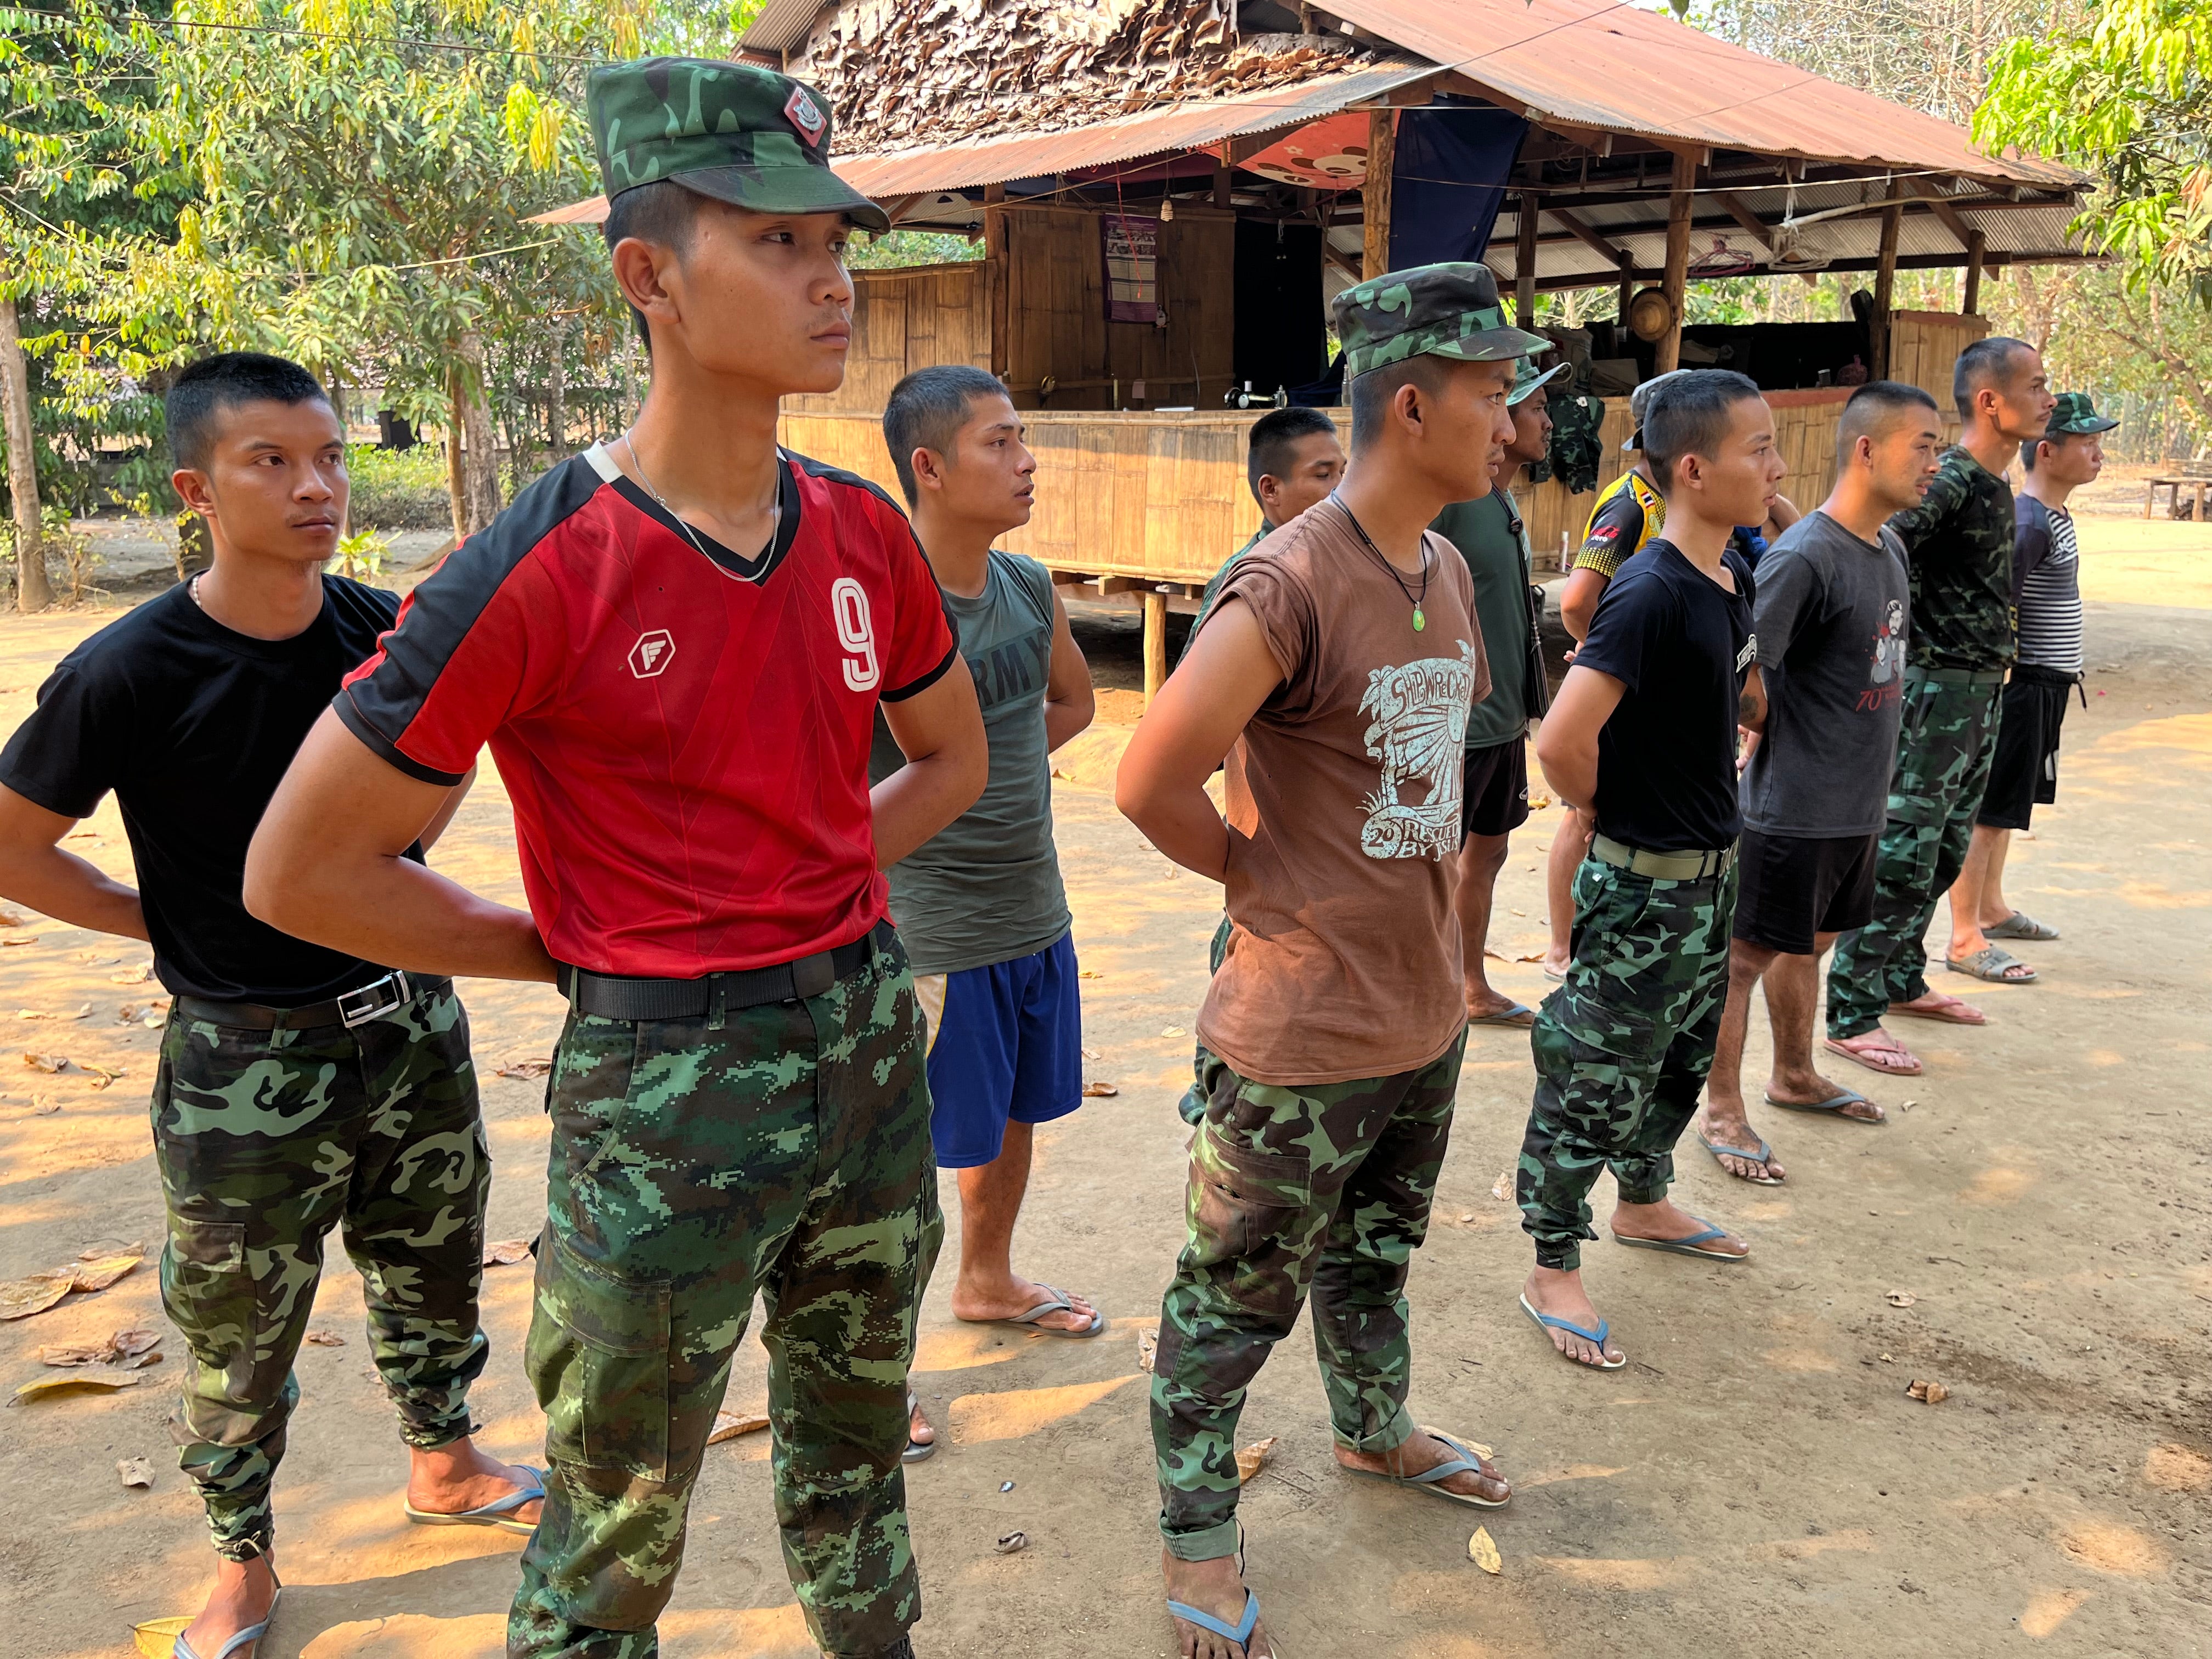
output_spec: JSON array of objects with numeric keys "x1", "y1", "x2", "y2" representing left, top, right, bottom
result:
[
  {"x1": 1699, "y1": 1132, "x2": 1783, "y2": 1183},
  {"x1": 403, "y1": 1465, "x2": 545, "y2": 1534},
  {"x1": 1167, "y1": 1589, "x2": 1262, "y2": 1652},
  {"x1": 1344, "y1": 1427, "x2": 1507, "y2": 1508},
  {"x1": 174, "y1": 1580, "x2": 281, "y2": 1659},
  {"x1": 1468, "y1": 1002, "x2": 1537, "y2": 1027},
  {"x1": 1611, "y1": 1217, "x2": 1748, "y2": 1262},
  {"x1": 1519, "y1": 1291, "x2": 1626, "y2": 1369},
  {"x1": 1765, "y1": 1088, "x2": 1884, "y2": 1124}
]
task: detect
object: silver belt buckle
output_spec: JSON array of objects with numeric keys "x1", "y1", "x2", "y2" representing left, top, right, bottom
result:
[{"x1": 338, "y1": 970, "x2": 410, "y2": 1028}]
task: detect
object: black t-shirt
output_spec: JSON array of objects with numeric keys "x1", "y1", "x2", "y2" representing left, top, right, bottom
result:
[
  {"x1": 0, "y1": 577, "x2": 415, "y2": 1002},
  {"x1": 1575, "y1": 538, "x2": 1757, "y2": 853}
]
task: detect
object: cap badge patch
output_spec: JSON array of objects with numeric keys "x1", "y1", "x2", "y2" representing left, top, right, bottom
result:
[{"x1": 784, "y1": 86, "x2": 826, "y2": 146}]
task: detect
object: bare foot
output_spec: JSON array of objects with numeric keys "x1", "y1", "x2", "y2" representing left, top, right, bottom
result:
[
  {"x1": 1163, "y1": 1549, "x2": 1275, "y2": 1658},
  {"x1": 406, "y1": 1437, "x2": 543, "y2": 1526},
  {"x1": 1888, "y1": 989, "x2": 1987, "y2": 1025},
  {"x1": 1522, "y1": 1265, "x2": 1623, "y2": 1367},
  {"x1": 1464, "y1": 987, "x2": 1534, "y2": 1025},
  {"x1": 180, "y1": 1552, "x2": 278, "y2": 1659},
  {"x1": 1611, "y1": 1197, "x2": 1749, "y2": 1259},
  {"x1": 1825, "y1": 1028, "x2": 1924, "y2": 1076},
  {"x1": 1541, "y1": 950, "x2": 1571, "y2": 979},
  {"x1": 951, "y1": 1273, "x2": 1099, "y2": 1334},
  {"x1": 1335, "y1": 1428, "x2": 1511, "y2": 1504},
  {"x1": 1691, "y1": 1102, "x2": 1785, "y2": 1183}
]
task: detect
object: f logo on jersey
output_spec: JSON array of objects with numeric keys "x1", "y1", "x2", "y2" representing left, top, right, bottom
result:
[{"x1": 629, "y1": 628, "x2": 676, "y2": 679}]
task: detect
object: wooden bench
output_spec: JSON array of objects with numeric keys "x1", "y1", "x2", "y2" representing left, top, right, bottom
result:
[{"x1": 2146, "y1": 463, "x2": 2212, "y2": 520}]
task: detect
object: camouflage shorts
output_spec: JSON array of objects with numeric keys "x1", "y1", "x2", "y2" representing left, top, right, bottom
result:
[
  {"x1": 510, "y1": 929, "x2": 940, "y2": 1659},
  {"x1": 1517, "y1": 858, "x2": 1736, "y2": 1269},
  {"x1": 152, "y1": 978, "x2": 489, "y2": 1561}
]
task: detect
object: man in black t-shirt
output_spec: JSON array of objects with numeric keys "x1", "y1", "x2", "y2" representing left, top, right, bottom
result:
[
  {"x1": 0, "y1": 355, "x2": 535, "y2": 1659},
  {"x1": 1515, "y1": 371, "x2": 1778, "y2": 1372}
]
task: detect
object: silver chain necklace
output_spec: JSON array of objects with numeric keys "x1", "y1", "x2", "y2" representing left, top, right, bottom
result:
[{"x1": 619, "y1": 430, "x2": 780, "y2": 563}]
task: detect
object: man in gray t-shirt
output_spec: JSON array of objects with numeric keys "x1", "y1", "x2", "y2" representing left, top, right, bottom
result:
[
  {"x1": 1694, "y1": 383, "x2": 1942, "y2": 1186},
  {"x1": 874, "y1": 366, "x2": 1105, "y2": 1461}
]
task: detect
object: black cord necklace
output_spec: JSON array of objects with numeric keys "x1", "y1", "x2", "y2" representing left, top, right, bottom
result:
[{"x1": 1330, "y1": 490, "x2": 1431, "y2": 632}]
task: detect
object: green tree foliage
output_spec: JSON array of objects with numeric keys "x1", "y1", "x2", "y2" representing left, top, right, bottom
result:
[{"x1": 1977, "y1": 0, "x2": 2212, "y2": 301}]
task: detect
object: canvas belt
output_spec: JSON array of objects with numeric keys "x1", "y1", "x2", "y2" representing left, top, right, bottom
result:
[
  {"x1": 177, "y1": 970, "x2": 436, "y2": 1032},
  {"x1": 558, "y1": 921, "x2": 894, "y2": 1022},
  {"x1": 1903, "y1": 666, "x2": 2007, "y2": 686},
  {"x1": 1590, "y1": 834, "x2": 1736, "y2": 883}
]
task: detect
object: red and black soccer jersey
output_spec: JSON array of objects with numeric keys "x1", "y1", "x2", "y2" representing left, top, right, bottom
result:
[{"x1": 338, "y1": 445, "x2": 957, "y2": 978}]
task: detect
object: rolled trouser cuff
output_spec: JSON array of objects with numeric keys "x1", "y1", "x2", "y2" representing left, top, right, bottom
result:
[
  {"x1": 1160, "y1": 1515, "x2": 1244, "y2": 1562},
  {"x1": 1614, "y1": 1178, "x2": 1671, "y2": 1207},
  {"x1": 1333, "y1": 1404, "x2": 1415, "y2": 1457}
]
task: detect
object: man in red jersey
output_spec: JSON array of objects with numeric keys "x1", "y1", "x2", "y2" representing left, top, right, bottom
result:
[{"x1": 244, "y1": 58, "x2": 986, "y2": 1659}]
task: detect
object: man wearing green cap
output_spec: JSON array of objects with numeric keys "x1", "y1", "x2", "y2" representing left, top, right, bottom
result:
[
  {"x1": 1946, "y1": 391, "x2": 2114, "y2": 956},
  {"x1": 1432, "y1": 357, "x2": 1564, "y2": 1029},
  {"x1": 239, "y1": 57, "x2": 988, "y2": 1659},
  {"x1": 1119, "y1": 263, "x2": 1544, "y2": 1659}
]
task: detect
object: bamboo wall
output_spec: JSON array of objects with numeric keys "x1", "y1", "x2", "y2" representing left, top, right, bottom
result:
[
  {"x1": 1887, "y1": 309, "x2": 1991, "y2": 414},
  {"x1": 781, "y1": 392, "x2": 1854, "y2": 583},
  {"x1": 786, "y1": 261, "x2": 992, "y2": 416}
]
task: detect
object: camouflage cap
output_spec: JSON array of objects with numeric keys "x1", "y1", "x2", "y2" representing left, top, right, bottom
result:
[
  {"x1": 1510, "y1": 359, "x2": 1568, "y2": 406},
  {"x1": 1332, "y1": 262, "x2": 1550, "y2": 381},
  {"x1": 588, "y1": 57, "x2": 890, "y2": 233},
  {"x1": 2046, "y1": 391, "x2": 2118, "y2": 436}
]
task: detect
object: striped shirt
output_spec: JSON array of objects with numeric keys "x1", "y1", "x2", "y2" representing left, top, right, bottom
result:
[{"x1": 2013, "y1": 497, "x2": 2084, "y2": 674}]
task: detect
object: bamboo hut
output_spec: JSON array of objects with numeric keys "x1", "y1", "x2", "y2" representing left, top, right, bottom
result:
[{"x1": 537, "y1": 1, "x2": 2090, "y2": 695}]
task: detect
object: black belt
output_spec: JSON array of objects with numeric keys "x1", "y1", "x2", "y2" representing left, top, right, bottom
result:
[
  {"x1": 558, "y1": 921, "x2": 894, "y2": 1022},
  {"x1": 177, "y1": 970, "x2": 438, "y2": 1032}
]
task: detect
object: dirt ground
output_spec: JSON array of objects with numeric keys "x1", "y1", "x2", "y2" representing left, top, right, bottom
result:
[{"x1": 1, "y1": 517, "x2": 2207, "y2": 1658}]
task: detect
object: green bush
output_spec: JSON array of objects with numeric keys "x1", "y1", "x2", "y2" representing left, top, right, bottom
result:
[{"x1": 346, "y1": 446, "x2": 452, "y2": 532}]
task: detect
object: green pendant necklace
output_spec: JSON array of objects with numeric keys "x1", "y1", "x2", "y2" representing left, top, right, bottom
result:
[{"x1": 1331, "y1": 490, "x2": 1431, "y2": 631}]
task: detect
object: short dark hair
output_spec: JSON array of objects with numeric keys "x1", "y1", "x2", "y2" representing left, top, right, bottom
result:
[
  {"x1": 1836, "y1": 380, "x2": 1939, "y2": 467},
  {"x1": 1245, "y1": 407, "x2": 1338, "y2": 506},
  {"x1": 166, "y1": 353, "x2": 330, "y2": 472},
  {"x1": 1347, "y1": 354, "x2": 1448, "y2": 452},
  {"x1": 603, "y1": 180, "x2": 708, "y2": 351},
  {"x1": 1641, "y1": 369, "x2": 1764, "y2": 495},
  {"x1": 882, "y1": 364, "x2": 1011, "y2": 505},
  {"x1": 1953, "y1": 336, "x2": 2030, "y2": 418}
]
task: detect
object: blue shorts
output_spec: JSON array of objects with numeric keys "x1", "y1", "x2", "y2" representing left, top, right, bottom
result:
[{"x1": 912, "y1": 932, "x2": 1084, "y2": 1169}]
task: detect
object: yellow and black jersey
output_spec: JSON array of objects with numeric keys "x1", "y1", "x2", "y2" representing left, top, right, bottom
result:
[{"x1": 1573, "y1": 469, "x2": 1664, "y2": 579}]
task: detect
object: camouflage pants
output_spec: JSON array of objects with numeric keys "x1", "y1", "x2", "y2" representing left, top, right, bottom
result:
[
  {"x1": 1826, "y1": 674, "x2": 2003, "y2": 1039},
  {"x1": 510, "y1": 933, "x2": 940, "y2": 1659},
  {"x1": 1518, "y1": 859, "x2": 1736, "y2": 1270},
  {"x1": 1153, "y1": 1033, "x2": 1466, "y2": 1561},
  {"x1": 1176, "y1": 915, "x2": 1236, "y2": 1127},
  {"x1": 151, "y1": 979, "x2": 489, "y2": 1561}
]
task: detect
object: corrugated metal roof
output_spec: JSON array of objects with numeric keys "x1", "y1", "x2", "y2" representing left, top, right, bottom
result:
[
  {"x1": 1327, "y1": 0, "x2": 2080, "y2": 190},
  {"x1": 529, "y1": 57, "x2": 1435, "y2": 225},
  {"x1": 741, "y1": 0, "x2": 829, "y2": 56}
]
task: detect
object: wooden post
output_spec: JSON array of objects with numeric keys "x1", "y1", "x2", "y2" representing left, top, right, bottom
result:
[
  {"x1": 1212, "y1": 154, "x2": 1231, "y2": 211},
  {"x1": 1655, "y1": 149, "x2": 1696, "y2": 374},
  {"x1": 984, "y1": 181, "x2": 1009, "y2": 379},
  {"x1": 1, "y1": 287, "x2": 51, "y2": 612},
  {"x1": 1962, "y1": 229, "x2": 1985, "y2": 316},
  {"x1": 1872, "y1": 202, "x2": 1903, "y2": 379},
  {"x1": 1515, "y1": 193, "x2": 1539, "y2": 328},
  {"x1": 1142, "y1": 589, "x2": 1168, "y2": 705},
  {"x1": 1617, "y1": 263, "x2": 1635, "y2": 325},
  {"x1": 1362, "y1": 109, "x2": 1396, "y2": 279}
]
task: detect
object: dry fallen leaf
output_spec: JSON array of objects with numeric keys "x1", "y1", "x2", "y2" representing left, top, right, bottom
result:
[
  {"x1": 1491, "y1": 1170, "x2": 1515, "y2": 1202},
  {"x1": 1136, "y1": 1326, "x2": 1159, "y2": 1374},
  {"x1": 31, "y1": 1096, "x2": 59, "y2": 1116},
  {"x1": 1905, "y1": 1379, "x2": 1949, "y2": 1404},
  {"x1": 109, "y1": 966, "x2": 151, "y2": 984},
  {"x1": 994, "y1": 1530, "x2": 1028, "y2": 1554},
  {"x1": 132, "y1": 1617, "x2": 193, "y2": 1658},
  {"x1": 1, "y1": 935, "x2": 38, "y2": 947},
  {"x1": 1513, "y1": 952, "x2": 1547, "y2": 963},
  {"x1": 1235, "y1": 1436, "x2": 1278, "y2": 1483},
  {"x1": 1468, "y1": 1525, "x2": 1503, "y2": 1574},
  {"x1": 1081, "y1": 1047, "x2": 1101, "y2": 1061},
  {"x1": 0, "y1": 1269, "x2": 76, "y2": 1321},
  {"x1": 37, "y1": 1342, "x2": 110, "y2": 1367},
  {"x1": 304, "y1": 1329, "x2": 347, "y2": 1347},
  {"x1": 1160, "y1": 1026, "x2": 1186, "y2": 1039},
  {"x1": 708, "y1": 1409, "x2": 771, "y2": 1444},
  {"x1": 1080, "y1": 1081, "x2": 1119, "y2": 1098},
  {"x1": 495, "y1": 1057, "x2": 552, "y2": 1080},
  {"x1": 12, "y1": 1365, "x2": 144, "y2": 1402},
  {"x1": 81, "y1": 1062, "x2": 125, "y2": 1090},
  {"x1": 71, "y1": 1246, "x2": 146, "y2": 1293},
  {"x1": 118, "y1": 1456, "x2": 155, "y2": 1488},
  {"x1": 1527, "y1": 795, "x2": 1552, "y2": 810},
  {"x1": 1885, "y1": 1290, "x2": 1917, "y2": 1308},
  {"x1": 21, "y1": 1052, "x2": 66, "y2": 1073},
  {"x1": 74, "y1": 951, "x2": 121, "y2": 966},
  {"x1": 0, "y1": 909, "x2": 27, "y2": 927},
  {"x1": 482, "y1": 1238, "x2": 533, "y2": 1267}
]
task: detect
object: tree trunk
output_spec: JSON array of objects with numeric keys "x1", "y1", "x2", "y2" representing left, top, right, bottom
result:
[
  {"x1": 329, "y1": 369, "x2": 351, "y2": 540},
  {"x1": 547, "y1": 340, "x2": 566, "y2": 459},
  {"x1": 445, "y1": 364, "x2": 468, "y2": 543},
  {"x1": 457, "y1": 331, "x2": 501, "y2": 534},
  {"x1": 1, "y1": 290, "x2": 51, "y2": 613}
]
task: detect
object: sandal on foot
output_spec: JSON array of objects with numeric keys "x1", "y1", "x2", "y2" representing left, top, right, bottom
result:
[
  {"x1": 171, "y1": 1580, "x2": 283, "y2": 1659},
  {"x1": 903, "y1": 1392, "x2": 936, "y2": 1464},
  {"x1": 1699, "y1": 1132, "x2": 1782, "y2": 1183},
  {"x1": 1824, "y1": 1035, "x2": 1923, "y2": 1077},
  {"x1": 1765, "y1": 1087, "x2": 1883, "y2": 1124},
  {"x1": 1166, "y1": 1589, "x2": 1261, "y2": 1653},
  {"x1": 1468, "y1": 1001, "x2": 1537, "y2": 1027},
  {"x1": 1611, "y1": 1216, "x2": 1748, "y2": 1262},
  {"x1": 1884, "y1": 995, "x2": 1985, "y2": 1026},
  {"x1": 962, "y1": 1283, "x2": 1104, "y2": 1338},
  {"x1": 1518, "y1": 1292, "x2": 1626, "y2": 1369},
  {"x1": 404, "y1": 1466, "x2": 543, "y2": 1534},
  {"x1": 1945, "y1": 945, "x2": 2038, "y2": 984},
  {"x1": 1343, "y1": 1427, "x2": 1508, "y2": 1509},
  {"x1": 1541, "y1": 963, "x2": 1568, "y2": 983},
  {"x1": 1985, "y1": 910, "x2": 2058, "y2": 941}
]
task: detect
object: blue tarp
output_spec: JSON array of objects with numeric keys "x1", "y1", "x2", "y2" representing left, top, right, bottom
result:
[{"x1": 1388, "y1": 102, "x2": 1531, "y2": 270}]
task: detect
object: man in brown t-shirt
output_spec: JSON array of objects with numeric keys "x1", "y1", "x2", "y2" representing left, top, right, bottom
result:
[{"x1": 1119, "y1": 264, "x2": 1547, "y2": 1659}]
